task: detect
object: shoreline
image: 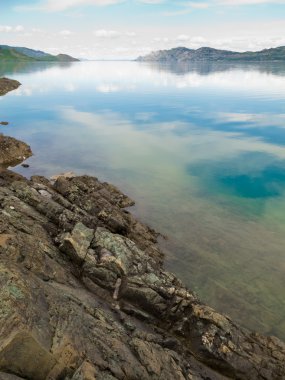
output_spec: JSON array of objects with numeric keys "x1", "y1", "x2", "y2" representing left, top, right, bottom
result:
[{"x1": 0, "y1": 77, "x2": 285, "y2": 379}]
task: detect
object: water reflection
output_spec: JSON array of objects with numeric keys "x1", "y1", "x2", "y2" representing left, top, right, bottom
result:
[
  {"x1": 142, "y1": 61, "x2": 285, "y2": 77},
  {"x1": 0, "y1": 61, "x2": 75, "y2": 77},
  {"x1": 2, "y1": 60, "x2": 285, "y2": 339}
]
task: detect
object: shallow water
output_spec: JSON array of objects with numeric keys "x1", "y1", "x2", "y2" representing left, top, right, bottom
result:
[{"x1": 1, "y1": 60, "x2": 285, "y2": 339}]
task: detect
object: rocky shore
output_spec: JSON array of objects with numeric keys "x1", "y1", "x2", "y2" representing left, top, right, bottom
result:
[{"x1": 0, "y1": 78, "x2": 285, "y2": 380}]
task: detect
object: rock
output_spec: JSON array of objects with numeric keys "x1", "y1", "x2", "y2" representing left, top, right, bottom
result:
[
  {"x1": 0, "y1": 122, "x2": 8, "y2": 126},
  {"x1": 51, "y1": 172, "x2": 77, "y2": 182},
  {"x1": 0, "y1": 331, "x2": 58, "y2": 380},
  {"x1": 71, "y1": 361, "x2": 97, "y2": 380},
  {"x1": 0, "y1": 135, "x2": 32, "y2": 168},
  {"x1": 131, "y1": 338, "x2": 185, "y2": 380},
  {"x1": 0, "y1": 78, "x2": 21, "y2": 96},
  {"x1": 0, "y1": 373, "x2": 26, "y2": 380},
  {"x1": 38, "y1": 189, "x2": 52, "y2": 199},
  {"x1": 60, "y1": 222, "x2": 94, "y2": 263},
  {"x1": 21, "y1": 163, "x2": 29, "y2": 168}
]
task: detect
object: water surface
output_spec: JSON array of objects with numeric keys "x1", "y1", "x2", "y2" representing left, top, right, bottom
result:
[{"x1": 1, "y1": 60, "x2": 285, "y2": 338}]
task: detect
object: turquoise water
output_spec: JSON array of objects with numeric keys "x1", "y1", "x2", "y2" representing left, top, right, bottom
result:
[{"x1": 1, "y1": 60, "x2": 285, "y2": 338}]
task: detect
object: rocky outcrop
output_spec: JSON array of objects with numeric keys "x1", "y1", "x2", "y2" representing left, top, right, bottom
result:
[
  {"x1": 0, "y1": 134, "x2": 32, "y2": 168},
  {"x1": 0, "y1": 78, "x2": 20, "y2": 96},
  {"x1": 0, "y1": 169, "x2": 284, "y2": 380}
]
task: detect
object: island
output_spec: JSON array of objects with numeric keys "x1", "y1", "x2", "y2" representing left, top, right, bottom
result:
[
  {"x1": 137, "y1": 46, "x2": 285, "y2": 62},
  {"x1": 0, "y1": 77, "x2": 285, "y2": 380}
]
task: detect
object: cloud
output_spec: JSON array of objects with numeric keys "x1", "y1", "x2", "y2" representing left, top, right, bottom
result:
[
  {"x1": 153, "y1": 37, "x2": 169, "y2": 42},
  {"x1": 138, "y1": 0, "x2": 164, "y2": 3},
  {"x1": 31, "y1": 28, "x2": 43, "y2": 33},
  {"x1": 94, "y1": 29, "x2": 120, "y2": 38},
  {"x1": 176, "y1": 34, "x2": 190, "y2": 42},
  {"x1": 59, "y1": 30, "x2": 73, "y2": 36},
  {"x1": 164, "y1": 0, "x2": 285, "y2": 15},
  {"x1": 218, "y1": 0, "x2": 285, "y2": 4},
  {"x1": 14, "y1": 25, "x2": 24, "y2": 32},
  {"x1": 126, "y1": 32, "x2": 136, "y2": 37},
  {"x1": 17, "y1": 0, "x2": 125, "y2": 12},
  {"x1": 93, "y1": 30, "x2": 136, "y2": 39},
  {"x1": 0, "y1": 25, "x2": 24, "y2": 33},
  {"x1": 0, "y1": 26, "x2": 12, "y2": 32},
  {"x1": 16, "y1": 0, "x2": 166, "y2": 13},
  {"x1": 163, "y1": 8, "x2": 192, "y2": 16},
  {"x1": 182, "y1": 1, "x2": 209, "y2": 8}
]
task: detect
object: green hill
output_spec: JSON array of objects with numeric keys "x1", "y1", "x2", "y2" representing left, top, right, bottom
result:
[{"x1": 0, "y1": 45, "x2": 79, "y2": 62}]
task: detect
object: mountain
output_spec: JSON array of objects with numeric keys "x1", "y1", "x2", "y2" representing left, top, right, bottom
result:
[
  {"x1": 137, "y1": 46, "x2": 285, "y2": 62},
  {"x1": 0, "y1": 45, "x2": 79, "y2": 62}
]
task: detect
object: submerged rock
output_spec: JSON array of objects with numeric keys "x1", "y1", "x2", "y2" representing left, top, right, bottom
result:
[
  {"x1": 0, "y1": 134, "x2": 32, "y2": 168},
  {"x1": 0, "y1": 78, "x2": 21, "y2": 96},
  {"x1": 0, "y1": 169, "x2": 284, "y2": 380}
]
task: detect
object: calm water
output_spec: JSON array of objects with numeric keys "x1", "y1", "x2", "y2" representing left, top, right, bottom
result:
[{"x1": 1, "y1": 60, "x2": 285, "y2": 339}]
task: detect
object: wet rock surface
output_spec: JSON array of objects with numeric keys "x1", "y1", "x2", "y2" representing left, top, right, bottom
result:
[
  {"x1": 0, "y1": 134, "x2": 32, "y2": 168},
  {"x1": 0, "y1": 78, "x2": 20, "y2": 96},
  {"x1": 0, "y1": 169, "x2": 284, "y2": 380}
]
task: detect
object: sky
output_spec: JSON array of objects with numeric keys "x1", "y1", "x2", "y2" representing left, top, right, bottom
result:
[{"x1": 1, "y1": 0, "x2": 285, "y2": 59}]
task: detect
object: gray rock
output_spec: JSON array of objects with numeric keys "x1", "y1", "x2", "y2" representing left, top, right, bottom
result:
[
  {"x1": 71, "y1": 361, "x2": 97, "y2": 380},
  {"x1": 60, "y1": 222, "x2": 94, "y2": 263}
]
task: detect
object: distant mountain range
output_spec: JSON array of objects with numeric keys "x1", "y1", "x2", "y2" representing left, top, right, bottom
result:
[
  {"x1": 137, "y1": 46, "x2": 285, "y2": 62},
  {"x1": 0, "y1": 45, "x2": 79, "y2": 62}
]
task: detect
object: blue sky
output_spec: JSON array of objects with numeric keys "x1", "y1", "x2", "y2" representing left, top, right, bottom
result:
[{"x1": 1, "y1": 0, "x2": 285, "y2": 59}]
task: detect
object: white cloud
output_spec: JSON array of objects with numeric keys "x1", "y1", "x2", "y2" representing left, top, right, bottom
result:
[
  {"x1": 126, "y1": 32, "x2": 136, "y2": 37},
  {"x1": 153, "y1": 37, "x2": 169, "y2": 43},
  {"x1": 0, "y1": 25, "x2": 24, "y2": 33},
  {"x1": 163, "y1": 9, "x2": 193, "y2": 16},
  {"x1": 0, "y1": 26, "x2": 12, "y2": 32},
  {"x1": 218, "y1": 0, "x2": 285, "y2": 4},
  {"x1": 183, "y1": 2, "x2": 209, "y2": 8},
  {"x1": 138, "y1": 0, "x2": 164, "y2": 3},
  {"x1": 14, "y1": 25, "x2": 24, "y2": 32},
  {"x1": 176, "y1": 34, "x2": 190, "y2": 42},
  {"x1": 17, "y1": 0, "x2": 125, "y2": 12},
  {"x1": 31, "y1": 28, "x2": 43, "y2": 33},
  {"x1": 191, "y1": 36, "x2": 207, "y2": 43},
  {"x1": 94, "y1": 29, "x2": 120, "y2": 38},
  {"x1": 164, "y1": 0, "x2": 285, "y2": 15},
  {"x1": 59, "y1": 30, "x2": 73, "y2": 36}
]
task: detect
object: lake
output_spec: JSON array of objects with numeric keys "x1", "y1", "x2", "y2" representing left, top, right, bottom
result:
[{"x1": 1, "y1": 60, "x2": 285, "y2": 339}]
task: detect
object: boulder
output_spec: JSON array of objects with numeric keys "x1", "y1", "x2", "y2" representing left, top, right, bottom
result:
[
  {"x1": 60, "y1": 222, "x2": 94, "y2": 263},
  {"x1": 0, "y1": 332, "x2": 58, "y2": 380}
]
